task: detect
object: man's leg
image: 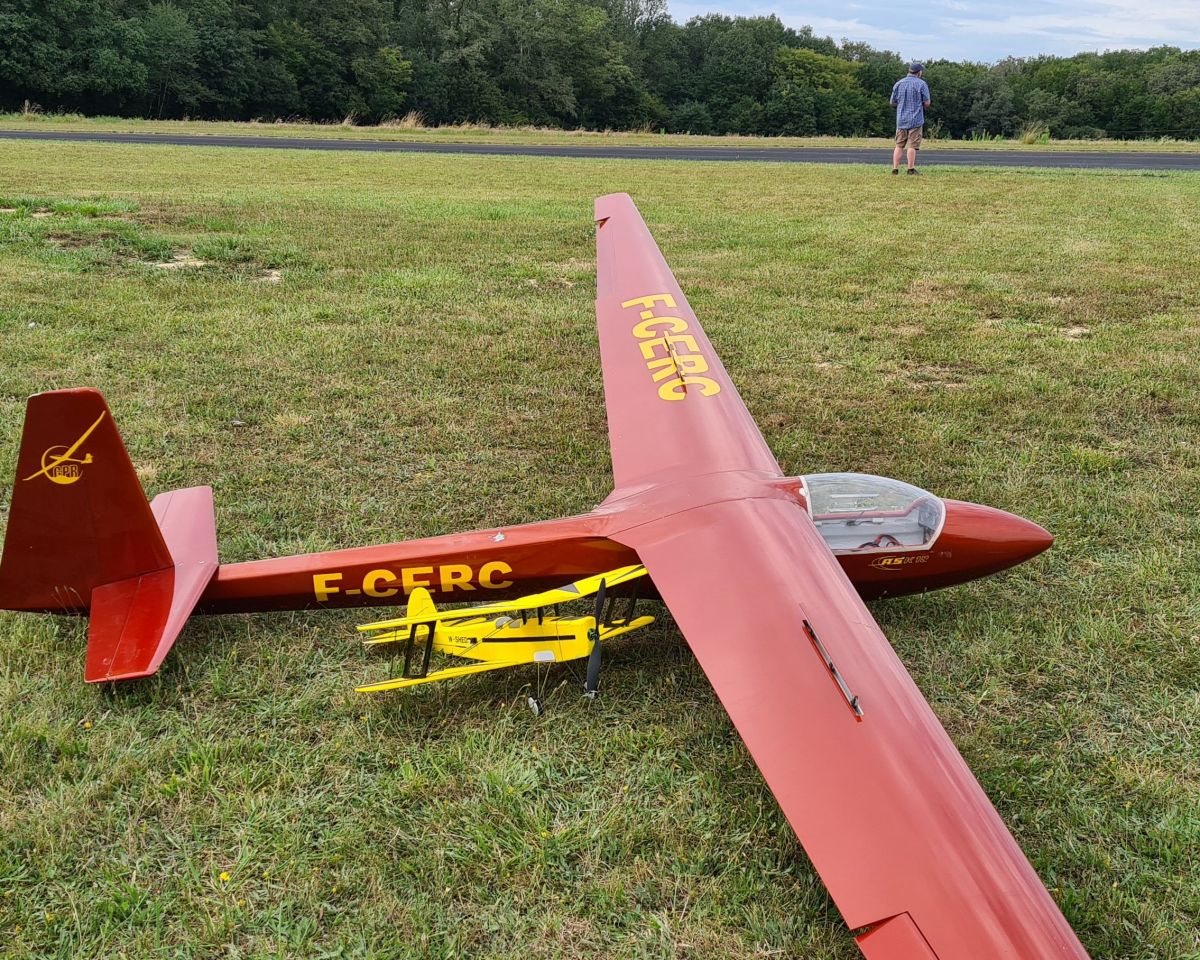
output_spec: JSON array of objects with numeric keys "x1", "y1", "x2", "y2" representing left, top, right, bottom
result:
[
  {"x1": 892, "y1": 144, "x2": 903, "y2": 171},
  {"x1": 907, "y1": 146, "x2": 918, "y2": 170}
]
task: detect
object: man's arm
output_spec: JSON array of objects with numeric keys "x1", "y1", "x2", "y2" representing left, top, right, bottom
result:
[{"x1": 922, "y1": 80, "x2": 931, "y2": 108}]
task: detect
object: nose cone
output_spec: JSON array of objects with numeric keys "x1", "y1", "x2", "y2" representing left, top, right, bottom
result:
[
  {"x1": 1015, "y1": 514, "x2": 1054, "y2": 560},
  {"x1": 940, "y1": 499, "x2": 1054, "y2": 580}
]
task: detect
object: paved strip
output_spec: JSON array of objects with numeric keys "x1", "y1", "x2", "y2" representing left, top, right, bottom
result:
[{"x1": 2, "y1": 128, "x2": 1198, "y2": 170}]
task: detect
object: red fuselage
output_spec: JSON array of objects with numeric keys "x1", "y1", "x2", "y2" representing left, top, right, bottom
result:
[{"x1": 196, "y1": 483, "x2": 1052, "y2": 615}]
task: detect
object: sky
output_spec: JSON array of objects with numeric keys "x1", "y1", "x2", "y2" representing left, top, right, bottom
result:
[{"x1": 668, "y1": 1, "x2": 1200, "y2": 62}]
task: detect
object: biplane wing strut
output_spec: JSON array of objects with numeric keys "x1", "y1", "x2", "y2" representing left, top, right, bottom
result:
[{"x1": 593, "y1": 193, "x2": 1090, "y2": 960}]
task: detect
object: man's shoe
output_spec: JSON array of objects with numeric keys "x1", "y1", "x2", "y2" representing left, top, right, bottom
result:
[
  {"x1": 907, "y1": 168, "x2": 920, "y2": 175},
  {"x1": 891, "y1": 167, "x2": 899, "y2": 175}
]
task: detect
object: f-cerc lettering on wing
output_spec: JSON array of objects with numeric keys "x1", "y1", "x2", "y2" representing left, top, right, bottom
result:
[{"x1": 621, "y1": 293, "x2": 721, "y2": 402}]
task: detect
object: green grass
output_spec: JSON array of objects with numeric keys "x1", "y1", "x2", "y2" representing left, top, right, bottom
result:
[
  {"x1": 4, "y1": 112, "x2": 1200, "y2": 153},
  {"x1": 0, "y1": 141, "x2": 1198, "y2": 959}
]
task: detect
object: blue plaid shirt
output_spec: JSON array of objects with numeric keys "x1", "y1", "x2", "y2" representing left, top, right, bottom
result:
[{"x1": 891, "y1": 75, "x2": 930, "y2": 129}]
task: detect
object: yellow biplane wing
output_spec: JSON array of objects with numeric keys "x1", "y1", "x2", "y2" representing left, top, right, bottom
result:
[
  {"x1": 357, "y1": 564, "x2": 648, "y2": 635},
  {"x1": 356, "y1": 658, "x2": 526, "y2": 693}
]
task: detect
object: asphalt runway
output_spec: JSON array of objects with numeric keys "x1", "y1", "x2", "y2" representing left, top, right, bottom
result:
[{"x1": 3, "y1": 127, "x2": 1199, "y2": 171}]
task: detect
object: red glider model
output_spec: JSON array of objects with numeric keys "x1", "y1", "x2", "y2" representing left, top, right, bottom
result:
[{"x1": 0, "y1": 194, "x2": 1090, "y2": 958}]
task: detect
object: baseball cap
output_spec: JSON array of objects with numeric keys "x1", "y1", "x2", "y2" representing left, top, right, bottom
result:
[{"x1": 909, "y1": 62, "x2": 925, "y2": 73}]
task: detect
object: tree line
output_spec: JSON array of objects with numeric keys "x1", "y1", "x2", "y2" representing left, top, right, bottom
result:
[{"x1": 3, "y1": 0, "x2": 1199, "y2": 140}]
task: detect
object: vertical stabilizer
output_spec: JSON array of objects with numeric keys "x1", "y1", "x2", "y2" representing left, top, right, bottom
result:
[
  {"x1": 0, "y1": 388, "x2": 171, "y2": 612},
  {"x1": 406, "y1": 587, "x2": 438, "y2": 621}
]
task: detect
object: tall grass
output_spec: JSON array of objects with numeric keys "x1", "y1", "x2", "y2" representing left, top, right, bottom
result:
[
  {"x1": 392, "y1": 110, "x2": 427, "y2": 129},
  {"x1": 1020, "y1": 121, "x2": 1052, "y2": 145}
]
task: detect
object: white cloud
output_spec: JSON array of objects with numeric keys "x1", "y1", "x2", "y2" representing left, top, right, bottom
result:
[
  {"x1": 665, "y1": 0, "x2": 1200, "y2": 60},
  {"x1": 948, "y1": 0, "x2": 1200, "y2": 52},
  {"x1": 793, "y1": 15, "x2": 934, "y2": 50}
]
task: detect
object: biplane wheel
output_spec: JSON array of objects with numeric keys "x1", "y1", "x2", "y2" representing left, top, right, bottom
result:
[{"x1": 526, "y1": 696, "x2": 544, "y2": 717}]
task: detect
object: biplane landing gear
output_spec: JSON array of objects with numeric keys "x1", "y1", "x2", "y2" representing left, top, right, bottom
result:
[
  {"x1": 527, "y1": 696, "x2": 544, "y2": 717},
  {"x1": 583, "y1": 580, "x2": 606, "y2": 701},
  {"x1": 583, "y1": 631, "x2": 601, "y2": 701}
]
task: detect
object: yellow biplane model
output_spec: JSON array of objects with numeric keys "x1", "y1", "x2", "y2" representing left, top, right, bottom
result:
[{"x1": 355, "y1": 564, "x2": 653, "y2": 713}]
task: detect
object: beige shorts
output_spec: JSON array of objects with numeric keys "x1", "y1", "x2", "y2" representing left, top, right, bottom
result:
[{"x1": 896, "y1": 127, "x2": 923, "y2": 150}]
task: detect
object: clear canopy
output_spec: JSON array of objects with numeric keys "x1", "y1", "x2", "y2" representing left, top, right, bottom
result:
[{"x1": 801, "y1": 473, "x2": 944, "y2": 553}]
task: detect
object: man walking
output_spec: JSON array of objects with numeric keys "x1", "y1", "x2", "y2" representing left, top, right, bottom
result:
[{"x1": 891, "y1": 63, "x2": 931, "y2": 175}]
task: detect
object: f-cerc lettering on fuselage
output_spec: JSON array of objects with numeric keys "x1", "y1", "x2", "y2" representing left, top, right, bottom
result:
[
  {"x1": 621, "y1": 293, "x2": 722, "y2": 401},
  {"x1": 312, "y1": 562, "x2": 515, "y2": 603}
]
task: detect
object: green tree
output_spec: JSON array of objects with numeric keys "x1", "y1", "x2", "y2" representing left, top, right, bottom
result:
[
  {"x1": 137, "y1": 3, "x2": 205, "y2": 117},
  {"x1": 2, "y1": 0, "x2": 1199, "y2": 140},
  {"x1": 922, "y1": 60, "x2": 987, "y2": 138},
  {"x1": 765, "y1": 47, "x2": 874, "y2": 136},
  {"x1": 968, "y1": 71, "x2": 1018, "y2": 136},
  {"x1": 350, "y1": 46, "x2": 412, "y2": 121},
  {"x1": 669, "y1": 99, "x2": 714, "y2": 134}
]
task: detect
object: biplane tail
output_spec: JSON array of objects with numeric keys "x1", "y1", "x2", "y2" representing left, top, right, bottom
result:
[
  {"x1": 0, "y1": 388, "x2": 218, "y2": 681},
  {"x1": 405, "y1": 586, "x2": 438, "y2": 622}
]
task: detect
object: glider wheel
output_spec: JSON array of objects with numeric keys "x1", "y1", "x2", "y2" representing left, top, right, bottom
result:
[{"x1": 526, "y1": 696, "x2": 544, "y2": 717}]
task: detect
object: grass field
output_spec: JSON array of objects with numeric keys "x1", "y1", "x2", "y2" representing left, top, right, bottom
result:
[
  {"x1": 4, "y1": 112, "x2": 1200, "y2": 153},
  {"x1": 0, "y1": 141, "x2": 1198, "y2": 959}
]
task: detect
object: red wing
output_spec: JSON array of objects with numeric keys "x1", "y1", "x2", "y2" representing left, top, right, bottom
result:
[
  {"x1": 594, "y1": 193, "x2": 780, "y2": 492},
  {"x1": 613, "y1": 495, "x2": 1089, "y2": 960}
]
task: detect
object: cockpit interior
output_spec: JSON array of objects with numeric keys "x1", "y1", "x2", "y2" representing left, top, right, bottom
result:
[{"x1": 801, "y1": 473, "x2": 945, "y2": 553}]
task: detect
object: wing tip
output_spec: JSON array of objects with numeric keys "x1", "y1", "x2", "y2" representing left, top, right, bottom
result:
[
  {"x1": 854, "y1": 914, "x2": 939, "y2": 960},
  {"x1": 595, "y1": 192, "x2": 636, "y2": 225}
]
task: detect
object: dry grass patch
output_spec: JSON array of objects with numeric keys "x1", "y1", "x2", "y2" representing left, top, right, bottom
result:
[{"x1": 154, "y1": 250, "x2": 208, "y2": 269}]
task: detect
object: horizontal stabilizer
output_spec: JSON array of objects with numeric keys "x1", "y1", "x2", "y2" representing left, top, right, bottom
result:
[{"x1": 85, "y1": 486, "x2": 218, "y2": 682}]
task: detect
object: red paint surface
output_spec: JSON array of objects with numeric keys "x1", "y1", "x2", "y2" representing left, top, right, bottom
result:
[
  {"x1": 86, "y1": 486, "x2": 218, "y2": 682},
  {"x1": 856, "y1": 914, "x2": 940, "y2": 960},
  {"x1": 198, "y1": 514, "x2": 632, "y2": 613},
  {"x1": 591, "y1": 193, "x2": 1088, "y2": 959}
]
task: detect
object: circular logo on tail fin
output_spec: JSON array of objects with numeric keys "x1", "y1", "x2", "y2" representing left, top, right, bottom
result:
[
  {"x1": 22, "y1": 411, "x2": 106, "y2": 486},
  {"x1": 37, "y1": 445, "x2": 93, "y2": 485}
]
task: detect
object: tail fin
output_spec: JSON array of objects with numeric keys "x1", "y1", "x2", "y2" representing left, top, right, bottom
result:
[
  {"x1": 0, "y1": 389, "x2": 218, "y2": 681},
  {"x1": 406, "y1": 587, "x2": 438, "y2": 621},
  {"x1": 0, "y1": 389, "x2": 170, "y2": 611}
]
